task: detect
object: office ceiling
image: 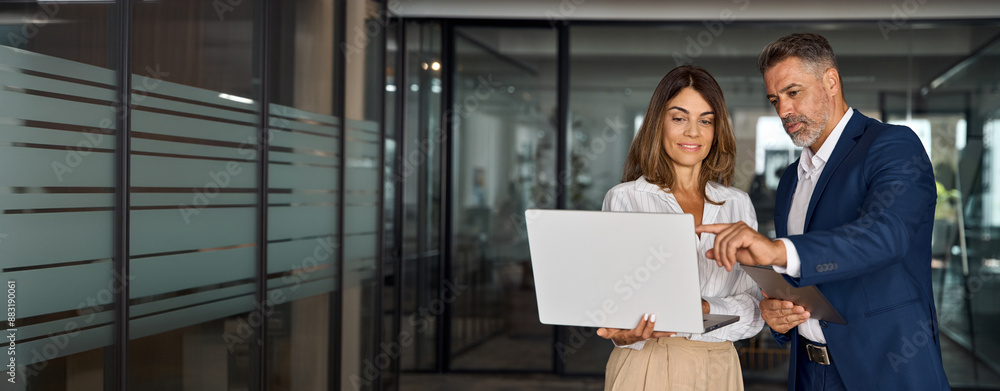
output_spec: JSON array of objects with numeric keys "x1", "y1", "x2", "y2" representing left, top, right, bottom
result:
[
  {"x1": 451, "y1": 23, "x2": 1000, "y2": 112},
  {"x1": 393, "y1": 0, "x2": 1000, "y2": 21}
]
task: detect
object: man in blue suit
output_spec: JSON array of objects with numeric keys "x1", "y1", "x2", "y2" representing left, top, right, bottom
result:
[{"x1": 697, "y1": 33, "x2": 950, "y2": 390}]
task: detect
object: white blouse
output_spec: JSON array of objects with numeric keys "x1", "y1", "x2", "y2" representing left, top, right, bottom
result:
[{"x1": 602, "y1": 176, "x2": 765, "y2": 349}]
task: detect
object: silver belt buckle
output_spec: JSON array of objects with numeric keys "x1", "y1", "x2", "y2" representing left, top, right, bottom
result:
[{"x1": 805, "y1": 343, "x2": 831, "y2": 365}]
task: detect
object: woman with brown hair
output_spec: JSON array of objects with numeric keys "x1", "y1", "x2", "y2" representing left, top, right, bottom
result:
[{"x1": 596, "y1": 66, "x2": 764, "y2": 390}]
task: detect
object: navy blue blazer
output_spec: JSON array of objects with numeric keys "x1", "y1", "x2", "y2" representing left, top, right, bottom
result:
[{"x1": 772, "y1": 109, "x2": 950, "y2": 390}]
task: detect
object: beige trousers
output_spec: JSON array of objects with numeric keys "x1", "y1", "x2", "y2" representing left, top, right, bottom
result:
[{"x1": 604, "y1": 337, "x2": 744, "y2": 391}]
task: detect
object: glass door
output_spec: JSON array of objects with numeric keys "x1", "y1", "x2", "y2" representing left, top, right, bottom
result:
[{"x1": 449, "y1": 26, "x2": 557, "y2": 371}]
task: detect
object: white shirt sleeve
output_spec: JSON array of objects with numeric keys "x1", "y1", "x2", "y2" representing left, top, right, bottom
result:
[
  {"x1": 694, "y1": 273, "x2": 766, "y2": 342},
  {"x1": 602, "y1": 186, "x2": 633, "y2": 212},
  {"x1": 687, "y1": 191, "x2": 765, "y2": 342},
  {"x1": 772, "y1": 238, "x2": 801, "y2": 278}
]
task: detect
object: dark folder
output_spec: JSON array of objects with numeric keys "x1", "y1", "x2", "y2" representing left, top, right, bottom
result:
[{"x1": 742, "y1": 265, "x2": 847, "y2": 324}]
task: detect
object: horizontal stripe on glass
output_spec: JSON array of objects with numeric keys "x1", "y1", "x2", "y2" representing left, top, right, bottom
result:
[
  {"x1": 0, "y1": 45, "x2": 115, "y2": 85},
  {"x1": 19, "y1": 325, "x2": 112, "y2": 366},
  {"x1": 266, "y1": 275, "x2": 337, "y2": 303},
  {"x1": 0, "y1": 123, "x2": 114, "y2": 149},
  {"x1": 268, "y1": 205, "x2": 338, "y2": 240},
  {"x1": 17, "y1": 309, "x2": 113, "y2": 342},
  {"x1": 130, "y1": 155, "x2": 257, "y2": 188},
  {"x1": 0, "y1": 193, "x2": 113, "y2": 210},
  {"x1": 129, "y1": 209, "x2": 255, "y2": 256},
  {"x1": 0, "y1": 211, "x2": 113, "y2": 269},
  {"x1": 0, "y1": 90, "x2": 115, "y2": 129},
  {"x1": 131, "y1": 110, "x2": 256, "y2": 145},
  {"x1": 130, "y1": 293, "x2": 255, "y2": 340},
  {"x1": 0, "y1": 69, "x2": 115, "y2": 102},
  {"x1": 266, "y1": 236, "x2": 338, "y2": 275},
  {"x1": 0, "y1": 146, "x2": 114, "y2": 187},
  {"x1": 129, "y1": 245, "x2": 255, "y2": 298},
  {"x1": 130, "y1": 192, "x2": 257, "y2": 208},
  {"x1": 5, "y1": 261, "x2": 114, "y2": 318}
]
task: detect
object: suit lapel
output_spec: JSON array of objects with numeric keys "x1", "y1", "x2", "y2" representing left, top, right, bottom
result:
[{"x1": 803, "y1": 109, "x2": 867, "y2": 230}]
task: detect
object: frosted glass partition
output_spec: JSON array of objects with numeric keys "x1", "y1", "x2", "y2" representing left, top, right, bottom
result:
[
  {"x1": 0, "y1": 45, "x2": 117, "y2": 365},
  {"x1": 128, "y1": 77, "x2": 259, "y2": 339},
  {"x1": 344, "y1": 119, "x2": 380, "y2": 287},
  {"x1": 266, "y1": 104, "x2": 341, "y2": 301}
]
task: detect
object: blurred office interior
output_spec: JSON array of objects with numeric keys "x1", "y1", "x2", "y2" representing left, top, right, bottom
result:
[{"x1": 1, "y1": 0, "x2": 999, "y2": 389}]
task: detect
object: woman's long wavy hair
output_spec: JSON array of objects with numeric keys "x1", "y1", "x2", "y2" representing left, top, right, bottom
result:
[{"x1": 621, "y1": 66, "x2": 737, "y2": 205}]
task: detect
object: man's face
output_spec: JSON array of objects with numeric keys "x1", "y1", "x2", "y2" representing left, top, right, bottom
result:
[{"x1": 763, "y1": 57, "x2": 832, "y2": 149}]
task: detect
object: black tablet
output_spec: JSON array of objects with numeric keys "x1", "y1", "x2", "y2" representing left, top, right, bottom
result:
[{"x1": 742, "y1": 265, "x2": 847, "y2": 324}]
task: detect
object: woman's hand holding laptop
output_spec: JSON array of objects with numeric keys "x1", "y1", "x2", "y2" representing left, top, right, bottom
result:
[
  {"x1": 596, "y1": 313, "x2": 676, "y2": 346},
  {"x1": 596, "y1": 299, "x2": 711, "y2": 345}
]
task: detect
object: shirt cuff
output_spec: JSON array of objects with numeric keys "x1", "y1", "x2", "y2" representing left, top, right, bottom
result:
[
  {"x1": 613, "y1": 339, "x2": 645, "y2": 350},
  {"x1": 702, "y1": 296, "x2": 728, "y2": 315},
  {"x1": 773, "y1": 238, "x2": 801, "y2": 278}
]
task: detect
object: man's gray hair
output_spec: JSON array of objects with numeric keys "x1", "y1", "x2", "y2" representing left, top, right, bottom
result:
[{"x1": 757, "y1": 33, "x2": 838, "y2": 78}]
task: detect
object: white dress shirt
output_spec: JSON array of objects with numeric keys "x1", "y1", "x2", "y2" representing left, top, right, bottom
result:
[
  {"x1": 773, "y1": 108, "x2": 854, "y2": 344},
  {"x1": 602, "y1": 177, "x2": 766, "y2": 350}
]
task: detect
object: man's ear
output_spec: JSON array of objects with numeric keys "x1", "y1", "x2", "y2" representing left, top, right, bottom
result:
[{"x1": 823, "y1": 67, "x2": 841, "y2": 97}]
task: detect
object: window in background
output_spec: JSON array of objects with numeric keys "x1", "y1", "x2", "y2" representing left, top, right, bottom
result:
[
  {"x1": 342, "y1": 1, "x2": 386, "y2": 390},
  {"x1": 128, "y1": 0, "x2": 258, "y2": 388},
  {"x1": 265, "y1": 1, "x2": 340, "y2": 390},
  {"x1": 0, "y1": 2, "x2": 116, "y2": 389},
  {"x1": 382, "y1": 14, "x2": 401, "y2": 391},
  {"x1": 885, "y1": 30, "x2": 1000, "y2": 384},
  {"x1": 399, "y1": 21, "x2": 444, "y2": 372},
  {"x1": 450, "y1": 26, "x2": 557, "y2": 371}
]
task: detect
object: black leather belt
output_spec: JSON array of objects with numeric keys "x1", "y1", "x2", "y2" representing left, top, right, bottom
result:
[{"x1": 802, "y1": 337, "x2": 831, "y2": 365}]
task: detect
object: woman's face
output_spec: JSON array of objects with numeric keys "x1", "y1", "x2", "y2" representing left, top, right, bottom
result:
[{"x1": 661, "y1": 87, "x2": 715, "y2": 170}]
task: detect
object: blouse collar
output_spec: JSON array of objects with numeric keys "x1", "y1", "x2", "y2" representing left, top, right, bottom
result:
[{"x1": 633, "y1": 176, "x2": 729, "y2": 224}]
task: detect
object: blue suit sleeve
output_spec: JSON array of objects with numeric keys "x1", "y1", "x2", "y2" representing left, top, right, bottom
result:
[
  {"x1": 770, "y1": 328, "x2": 792, "y2": 346},
  {"x1": 786, "y1": 126, "x2": 936, "y2": 286}
]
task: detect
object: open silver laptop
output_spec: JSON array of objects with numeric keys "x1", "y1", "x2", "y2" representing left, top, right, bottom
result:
[{"x1": 524, "y1": 209, "x2": 738, "y2": 334}]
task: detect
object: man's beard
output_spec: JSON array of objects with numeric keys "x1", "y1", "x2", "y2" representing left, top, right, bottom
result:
[{"x1": 783, "y1": 112, "x2": 828, "y2": 148}]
